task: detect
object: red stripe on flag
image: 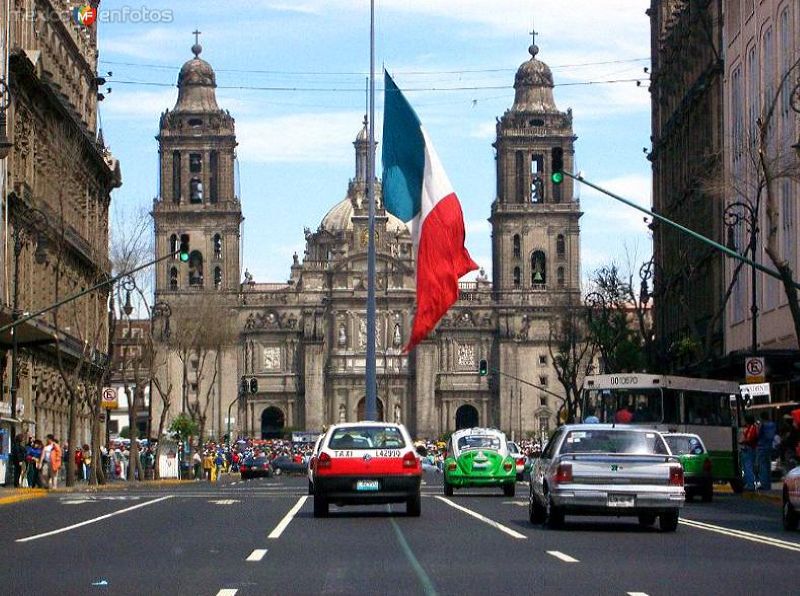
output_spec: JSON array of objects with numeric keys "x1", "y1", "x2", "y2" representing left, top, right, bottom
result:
[{"x1": 406, "y1": 193, "x2": 478, "y2": 351}]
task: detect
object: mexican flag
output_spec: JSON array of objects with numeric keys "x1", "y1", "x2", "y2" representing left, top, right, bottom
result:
[{"x1": 382, "y1": 71, "x2": 478, "y2": 351}]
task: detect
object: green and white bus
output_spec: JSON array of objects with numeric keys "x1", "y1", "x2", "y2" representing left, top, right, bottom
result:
[{"x1": 580, "y1": 374, "x2": 741, "y2": 490}]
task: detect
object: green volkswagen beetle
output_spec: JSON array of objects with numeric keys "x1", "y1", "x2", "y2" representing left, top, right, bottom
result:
[
  {"x1": 443, "y1": 427, "x2": 517, "y2": 497},
  {"x1": 663, "y1": 433, "x2": 714, "y2": 502}
]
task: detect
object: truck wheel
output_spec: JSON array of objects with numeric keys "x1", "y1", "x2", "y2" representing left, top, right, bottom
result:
[
  {"x1": 659, "y1": 510, "x2": 679, "y2": 532},
  {"x1": 783, "y1": 490, "x2": 799, "y2": 531},
  {"x1": 503, "y1": 483, "x2": 516, "y2": 497},
  {"x1": 406, "y1": 494, "x2": 421, "y2": 517},
  {"x1": 313, "y1": 492, "x2": 328, "y2": 518}
]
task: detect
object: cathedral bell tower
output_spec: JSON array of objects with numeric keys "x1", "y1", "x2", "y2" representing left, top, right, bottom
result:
[
  {"x1": 490, "y1": 41, "x2": 581, "y2": 298},
  {"x1": 153, "y1": 38, "x2": 242, "y2": 296}
]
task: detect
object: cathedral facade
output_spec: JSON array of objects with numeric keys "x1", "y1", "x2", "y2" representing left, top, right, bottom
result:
[{"x1": 152, "y1": 41, "x2": 581, "y2": 441}]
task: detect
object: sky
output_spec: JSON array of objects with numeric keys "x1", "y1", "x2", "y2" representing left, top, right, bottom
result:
[{"x1": 97, "y1": 0, "x2": 654, "y2": 287}]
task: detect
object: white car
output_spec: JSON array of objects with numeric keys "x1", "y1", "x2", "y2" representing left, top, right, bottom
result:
[
  {"x1": 310, "y1": 422, "x2": 422, "y2": 517},
  {"x1": 507, "y1": 441, "x2": 528, "y2": 481},
  {"x1": 783, "y1": 465, "x2": 800, "y2": 530},
  {"x1": 307, "y1": 433, "x2": 326, "y2": 495}
]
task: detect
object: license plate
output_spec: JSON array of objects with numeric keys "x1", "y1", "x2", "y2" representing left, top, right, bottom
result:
[
  {"x1": 607, "y1": 494, "x2": 635, "y2": 507},
  {"x1": 356, "y1": 480, "x2": 380, "y2": 491}
]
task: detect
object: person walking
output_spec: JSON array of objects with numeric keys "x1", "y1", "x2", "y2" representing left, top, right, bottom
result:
[
  {"x1": 48, "y1": 437, "x2": 63, "y2": 489},
  {"x1": 11, "y1": 434, "x2": 27, "y2": 488},
  {"x1": 739, "y1": 414, "x2": 759, "y2": 491},
  {"x1": 26, "y1": 439, "x2": 42, "y2": 488},
  {"x1": 756, "y1": 411, "x2": 776, "y2": 491}
]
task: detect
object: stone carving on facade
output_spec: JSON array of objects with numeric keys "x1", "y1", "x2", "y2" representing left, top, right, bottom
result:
[
  {"x1": 457, "y1": 343, "x2": 476, "y2": 369},
  {"x1": 453, "y1": 310, "x2": 476, "y2": 328},
  {"x1": 358, "y1": 318, "x2": 367, "y2": 351},
  {"x1": 262, "y1": 346, "x2": 281, "y2": 370},
  {"x1": 517, "y1": 315, "x2": 531, "y2": 341},
  {"x1": 394, "y1": 403, "x2": 402, "y2": 423},
  {"x1": 245, "y1": 309, "x2": 297, "y2": 331},
  {"x1": 338, "y1": 322, "x2": 347, "y2": 347},
  {"x1": 392, "y1": 323, "x2": 402, "y2": 348},
  {"x1": 338, "y1": 403, "x2": 347, "y2": 422}
]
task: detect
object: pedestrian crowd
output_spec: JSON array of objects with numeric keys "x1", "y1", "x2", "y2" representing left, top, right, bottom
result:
[
  {"x1": 739, "y1": 407, "x2": 800, "y2": 491},
  {"x1": 8, "y1": 433, "x2": 65, "y2": 489}
]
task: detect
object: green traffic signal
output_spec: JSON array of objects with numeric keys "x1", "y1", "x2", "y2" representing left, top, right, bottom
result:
[
  {"x1": 479, "y1": 359, "x2": 488, "y2": 376},
  {"x1": 551, "y1": 146, "x2": 564, "y2": 185},
  {"x1": 179, "y1": 234, "x2": 190, "y2": 262},
  {"x1": 551, "y1": 171, "x2": 564, "y2": 185}
]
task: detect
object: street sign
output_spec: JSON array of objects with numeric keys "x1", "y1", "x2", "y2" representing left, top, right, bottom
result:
[
  {"x1": 745, "y1": 357, "x2": 765, "y2": 383},
  {"x1": 101, "y1": 387, "x2": 118, "y2": 410},
  {"x1": 739, "y1": 383, "x2": 771, "y2": 409}
]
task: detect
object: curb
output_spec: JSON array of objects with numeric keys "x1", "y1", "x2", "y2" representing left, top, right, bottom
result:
[
  {"x1": 742, "y1": 491, "x2": 782, "y2": 505},
  {"x1": 52, "y1": 478, "x2": 193, "y2": 494},
  {"x1": 0, "y1": 489, "x2": 48, "y2": 506}
]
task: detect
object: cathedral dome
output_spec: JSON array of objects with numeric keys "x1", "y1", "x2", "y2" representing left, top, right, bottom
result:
[
  {"x1": 321, "y1": 198, "x2": 408, "y2": 236},
  {"x1": 512, "y1": 44, "x2": 558, "y2": 113},
  {"x1": 174, "y1": 43, "x2": 220, "y2": 112}
]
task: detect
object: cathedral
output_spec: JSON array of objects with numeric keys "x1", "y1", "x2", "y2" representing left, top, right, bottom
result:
[{"x1": 151, "y1": 38, "x2": 582, "y2": 441}]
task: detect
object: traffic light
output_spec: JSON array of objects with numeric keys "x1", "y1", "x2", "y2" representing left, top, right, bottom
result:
[
  {"x1": 479, "y1": 359, "x2": 488, "y2": 376},
  {"x1": 249, "y1": 377, "x2": 258, "y2": 394},
  {"x1": 179, "y1": 234, "x2": 190, "y2": 262},
  {"x1": 240, "y1": 378, "x2": 248, "y2": 395},
  {"x1": 551, "y1": 147, "x2": 564, "y2": 185}
]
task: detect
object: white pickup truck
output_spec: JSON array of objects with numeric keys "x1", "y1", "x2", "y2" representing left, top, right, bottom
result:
[{"x1": 529, "y1": 424, "x2": 686, "y2": 532}]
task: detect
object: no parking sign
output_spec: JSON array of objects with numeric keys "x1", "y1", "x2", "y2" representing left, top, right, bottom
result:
[
  {"x1": 745, "y1": 357, "x2": 765, "y2": 383},
  {"x1": 101, "y1": 387, "x2": 118, "y2": 410}
]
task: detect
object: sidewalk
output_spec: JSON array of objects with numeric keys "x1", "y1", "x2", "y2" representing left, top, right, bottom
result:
[
  {"x1": 742, "y1": 480, "x2": 783, "y2": 505},
  {"x1": 0, "y1": 477, "x2": 195, "y2": 506}
]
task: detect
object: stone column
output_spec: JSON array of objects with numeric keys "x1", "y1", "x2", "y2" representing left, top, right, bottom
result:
[
  {"x1": 304, "y1": 340, "x2": 325, "y2": 431},
  {"x1": 414, "y1": 340, "x2": 437, "y2": 438}
]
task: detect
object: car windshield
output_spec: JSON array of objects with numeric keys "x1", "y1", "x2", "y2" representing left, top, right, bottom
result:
[
  {"x1": 560, "y1": 430, "x2": 669, "y2": 455},
  {"x1": 508, "y1": 442, "x2": 520, "y2": 454},
  {"x1": 457, "y1": 435, "x2": 502, "y2": 451},
  {"x1": 664, "y1": 435, "x2": 705, "y2": 455},
  {"x1": 328, "y1": 426, "x2": 406, "y2": 450}
]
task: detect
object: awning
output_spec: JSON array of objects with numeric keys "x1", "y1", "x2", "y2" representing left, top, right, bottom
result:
[{"x1": 0, "y1": 309, "x2": 57, "y2": 349}]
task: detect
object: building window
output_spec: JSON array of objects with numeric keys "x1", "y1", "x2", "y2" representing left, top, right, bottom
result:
[
  {"x1": 513, "y1": 266, "x2": 521, "y2": 288},
  {"x1": 169, "y1": 267, "x2": 178, "y2": 291},
  {"x1": 539, "y1": 376, "x2": 548, "y2": 386},
  {"x1": 214, "y1": 267, "x2": 222, "y2": 290},
  {"x1": 556, "y1": 234, "x2": 565, "y2": 257},
  {"x1": 188, "y1": 251, "x2": 204, "y2": 287},
  {"x1": 213, "y1": 234, "x2": 222, "y2": 259},
  {"x1": 189, "y1": 153, "x2": 202, "y2": 173},
  {"x1": 190, "y1": 178, "x2": 203, "y2": 203},
  {"x1": 538, "y1": 415, "x2": 550, "y2": 434},
  {"x1": 557, "y1": 266, "x2": 565, "y2": 287},
  {"x1": 172, "y1": 151, "x2": 181, "y2": 203},
  {"x1": 538, "y1": 354, "x2": 547, "y2": 366},
  {"x1": 731, "y1": 65, "x2": 743, "y2": 167},
  {"x1": 539, "y1": 396, "x2": 547, "y2": 407},
  {"x1": 530, "y1": 155, "x2": 544, "y2": 203},
  {"x1": 210, "y1": 150, "x2": 219, "y2": 203},
  {"x1": 531, "y1": 250, "x2": 546, "y2": 285},
  {"x1": 170, "y1": 234, "x2": 179, "y2": 260},
  {"x1": 513, "y1": 234, "x2": 521, "y2": 259}
]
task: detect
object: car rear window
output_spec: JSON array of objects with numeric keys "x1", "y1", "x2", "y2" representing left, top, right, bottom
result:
[
  {"x1": 328, "y1": 426, "x2": 406, "y2": 450},
  {"x1": 561, "y1": 430, "x2": 669, "y2": 455},
  {"x1": 457, "y1": 435, "x2": 501, "y2": 451},
  {"x1": 664, "y1": 435, "x2": 705, "y2": 455}
]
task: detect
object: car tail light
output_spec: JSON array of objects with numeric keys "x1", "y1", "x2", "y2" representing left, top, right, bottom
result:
[
  {"x1": 554, "y1": 463, "x2": 573, "y2": 484},
  {"x1": 447, "y1": 462, "x2": 457, "y2": 471},
  {"x1": 516, "y1": 457, "x2": 525, "y2": 466},
  {"x1": 703, "y1": 458, "x2": 712, "y2": 475},
  {"x1": 503, "y1": 460, "x2": 514, "y2": 472},
  {"x1": 403, "y1": 451, "x2": 418, "y2": 469},
  {"x1": 669, "y1": 465, "x2": 684, "y2": 486},
  {"x1": 317, "y1": 452, "x2": 332, "y2": 470}
]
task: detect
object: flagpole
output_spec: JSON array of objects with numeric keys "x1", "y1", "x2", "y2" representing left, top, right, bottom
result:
[{"x1": 365, "y1": 0, "x2": 378, "y2": 421}]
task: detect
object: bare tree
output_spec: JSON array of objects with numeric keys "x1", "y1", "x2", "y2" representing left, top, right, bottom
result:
[{"x1": 548, "y1": 298, "x2": 595, "y2": 423}]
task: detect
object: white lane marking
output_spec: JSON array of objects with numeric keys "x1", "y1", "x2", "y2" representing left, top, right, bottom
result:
[
  {"x1": 246, "y1": 549, "x2": 268, "y2": 562},
  {"x1": 16, "y1": 496, "x2": 173, "y2": 543},
  {"x1": 546, "y1": 550, "x2": 579, "y2": 563},
  {"x1": 268, "y1": 496, "x2": 308, "y2": 539},
  {"x1": 628, "y1": 592, "x2": 649, "y2": 596},
  {"x1": 216, "y1": 590, "x2": 238, "y2": 596},
  {"x1": 680, "y1": 518, "x2": 800, "y2": 553},
  {"x1": 62, "y1": 500, "x2": 93, "y2": 505},
  {"x1": 434, "y1": 496, "x2": 527, "y2": 540},
  {"x1": 209, "y1": 499, "x2": 240, "y2": 505},
  {"x1": 502, "y1": 501, "x2": 527, "y2": 507}
]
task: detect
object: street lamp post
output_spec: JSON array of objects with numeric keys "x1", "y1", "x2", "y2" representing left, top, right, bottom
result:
[{"x1": 723, "y1": 201, "x2": 759, "y2": 355}]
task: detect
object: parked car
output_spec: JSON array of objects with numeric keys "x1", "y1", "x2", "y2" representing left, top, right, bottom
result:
[
  {"x1": 783, "y1": 464, "x2": 800, "y2": 530},
  {"x1": 662, "y1": 433, "x2": 713, "y2": 502},
  {"x1": 529, "y1": 424, "x2": 685, "y2": 532},
  {"x1": 442, "y1": 427, "x2": 517, "y2": 497},
  {"x1": 240, "y1": 456, "x2": 272, "y2": 480},
  {"x1": 508, "y1": 441, "x2": 530, "y2": 481},
  {"x1": 308, "y1": 433, "x2": 326, "y2": 495},
  {"x1": 271, "y1": 455, "x2": 307, "y2": 475},
  {"x1": 310, "y1": 422, "x2": 422, "y2": 517}
]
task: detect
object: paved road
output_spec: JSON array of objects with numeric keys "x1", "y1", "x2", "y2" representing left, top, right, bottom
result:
[{"x1": 1, "y1": 472, "x2": 797, "y2": 595}]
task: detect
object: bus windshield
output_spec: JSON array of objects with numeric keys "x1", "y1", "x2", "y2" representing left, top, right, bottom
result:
[{"x1": 582, "y1": 388, "x2": 663, "y2": 424}]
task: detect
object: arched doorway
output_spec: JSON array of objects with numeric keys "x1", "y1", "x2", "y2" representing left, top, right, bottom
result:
[
  {"x1": 455, "y1": 405, "x2": 479, "y2": 430},
  {"x1": 261, "y1": 407, "x2": 285, "y2": 439},
  {"x1": 356, "y1": 397, "x2": 385, "y2": 421}
]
